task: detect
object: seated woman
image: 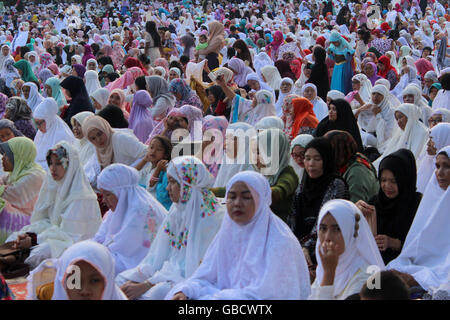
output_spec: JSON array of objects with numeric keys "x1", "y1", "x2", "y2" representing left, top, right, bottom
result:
[
  {"x1": 90, "y1": 88, "x2": 110, "y2": 114},
  {"x1": 0, "y1": 119, "x2": 23, "y2": 141},
  {"x1": 354, "y1": 85, "x2": 396, "y2": 153},
  {"x1": 4, "y1": 97, "x2": 36, "y2": 140},
  {"x1": 290, "y1": 134, "x2": 314, "y2": 185},
  {"x1": 254, "y1": 128, "x2": 299, "y2": 222},
  {"x1": 282, "y1": 95, "x2": 319, "y2": 139},
  {"x1": 417, "y1": 123, "x2": 450, "y2": 193},
  {"x1": 44, "y1": 77, "x2": 67, "y2": 112},
  {"x1": 255, "y1": 116, "x2": 284, "y2": 131},
  {"x1": 326, "y1": 90, "x2": 345, "y2": 106},
  {"x1": 97, "y1": 105, "x2": 129, "y2": 129},
  {"x1": 374, "y1": 103, "x2": 429, "y2": 170},
  {"x1": 27, "y1": 240, "x2": 127, "y2": 300},
  {"x1": 0, "y1": 137, "x2": 45, "y2": 244},
  {"x1": 345, "y1": 73, "x2": 372, "y2": 110},
  {"x1": 274, "y1": 77, "x2": 294, "y2": 117},
  {"x1": 115, "y1": 156, "x2": 224, "y2": 300},
  {"x1": 356, "y1": 149, "x2": 421, "y2": 264},
  {"x1": 309, "y1": 199, "x2": 385, "y2": 300},
  {"x1": 33, "y1": 98, "x2": 78, "y2": 171},
  {"x1": 200, "y1": 115, "x2": 228, "y2": 178},
  {"x1": 93, "y1": 164, "x2": 166, "y2": 275},
  {"x1": 128, "y1": 90, "x2": 155, "y2": 143},
  {"x1": 377, "y1": 55, "x2": 399, "y2": 90},
  {"x1": 290, "y1": 138, "x2": 349, "y2": 270},
  {"x1": 70, "y1": 111, "x2": 96, "y2": 166},
  {"x1": 81, "y1": 115, "x2": 147, "y2": 189},
  {"x1": 205, "y1": 85, "x2": 229, "y2": 118},
  {"x1": 301, "y1": 83, "x2": 329, "y2": 122},
  {"x1": 168, "y1": 78, "x2": 203, "y2": 110},
  {"x1": 108, "y1": 89, "x2": 130, "y2": 120},
  {"x1": 387, "y1": 146, "x2": 450, "y2": 294},
  {"x1": 315, "y1": 99, "x2": 363, "y2": 152},
  {"x1": 5, "y1": 142, "x2": 102, "y2": 269},
  {"x1": 167, "y1": 171, "x2": 311, "y2": 300},
  {"x1": 145, "y1": 75, "x2": 176, "y2": 121},
  {"x1": 324, "y1": 130, "x2": 379, "y2": 203},
  {"x1": 134, "y1": 135, "x2": 173, "y2": 211},
  {"x1": 21, "y1": 82, "x2": 43, "y2": 112},
  {"x1": 401, "y1": 84, "x2": 433, "y2": 127},
  {"x1": 211, "y1": 122, "x2": 257, "y2": 191},
  {"x1": 59, "y1": 75, "x2": 94, "y2": 127}
]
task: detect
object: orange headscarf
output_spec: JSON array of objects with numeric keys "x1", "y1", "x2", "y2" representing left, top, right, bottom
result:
[{"x1": 291, "y1": 97, "x2": 319, "y2": 138}]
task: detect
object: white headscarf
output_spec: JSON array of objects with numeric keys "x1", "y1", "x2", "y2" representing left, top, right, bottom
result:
[
  {"x1": 430, "y1": 108, "x2": 450, "y2": 123},
  {"x1": 27, "y1": 240, "x2": 127, "y2": 300},
  {"x1": 213, "y1": 122, "x2": 257, "y2": 188},
  {"x1": 0, "y1": 57, "x2": 19, "y2": 88},
  {"x1": 402, "y1": 84, "x2": 433, "y2": 125},
  {"x1": 290, "y1": 134, "x2": 314, "y2": 182},
  {"x1": 327, "y1": 90, "x2": 345, "y2": 102},
  {"x1": 352, "y1": 73, "x2": 372, "y2": 105},
  {"x1": 260, "y1": 65, "x2": 282, "y2": 91},
  {"x1": 166, "y1": 171, "x2": 311, "y2": 300},
  {"x1": 314, "y1": 199, "x2": 385, "y2": 299},
  {"x1": 255, "y1": 116, "x2": 285, "y2": 130},
  {"x1": 275, "y1": 77, "x2": 294, "y2": 117},
  {"x1": 116, "y1": 156, "x2": 224, "y2": 299},
  {"x1": 387, "y1": 146, "x2": 450, "y2": 291},
  {"x1": 94, "y1": 164, "x2": 166, "y2": 275},
  {"x1": 417, "y1": 123, "x2": 450, "y2": 193},
  {"x1": 301, "y1": 83, "x2": 328, "y2": 121},
  {"x1": 90, "y1": 87, "x2": 110, "y2": 113},
  {"x1": 70, "y1": 111, "x2": 96, "y2": 165},
  {"x1": 84, "y1": 70, "x2": 101, "y2": 96},
  {"x1": 33, "y1": 98, "x2": 78, "y2": 171},
  {"x1": 374, "y1": 78, "x2": 402, "y2": 107},
  {"x1": 23, "y1": 82, "x2": 44, "y2": 112},
  {"x1": 253, "y1": 52, "x2": 274, "y2": 80}
]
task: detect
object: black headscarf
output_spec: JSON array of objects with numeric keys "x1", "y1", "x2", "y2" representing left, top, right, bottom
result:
[
  {"x1": 306, "y1": 46, "x2": 329, "y2": 101},
  {"x1": 314, "y1": 99, "x2": 363, "y2": 152},
  {"x1": 294, "y1": 137, "x2": 344, "y2": 239},
  {"x1": 60, "y1": 76, "x2": 94, "y2": 128},
  {"x1": 370, "y1": 149, "x2": 422, "y2": 264},
  {"x1": 98, "y1": 104, "x2": 129, "y2": 129}
]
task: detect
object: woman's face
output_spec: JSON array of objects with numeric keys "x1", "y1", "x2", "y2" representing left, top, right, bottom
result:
[
  {"x1": 72, "y1": 119, "x2": 83, "y2": 140},
  {"x1": 429, "y1": 87, "x2": 439, "y2": 102},
  {"x1": 395, "y1": 111, "x2": 408, "y2": 131},
  {"x1": 169, "y1": 70, "x2": 179, "y2": 81},
  {"x1": 247, "y1": 79, "x2": 260, "y2": 91},
  {"x1": 22, "y1": 85, "x2": 31, "y2": 99},
  {"x1": 371, "y1": 92, "x2": 384, "y2": 105},
  {"x1": 377, "y1": 62, "x2": 385, "y2": 72},
  {"x1": 64, "y1": 260, "x2": 105, "y2": 300},
  {"x1": 435, "y1": 154, "x2": 450, "y2": 190},
  {"x1": 1, "y1": 153, "x2": 13, "y2": 172},
  {"x1": 426, "y1": 136, "x2": 437, "y2": 156},
  {"x1": 207, "y1": 92, "x2": 216, "y2": 104},
  {"x1": 428, "y1": 113, "x2": 442, "y2": 128},
  {"x1": 48, "y1": 154, "x2": 66, "y2": 182},
  {"x1": 34, "y1": 118, "x2": 47, "y2": 133},
  {"x1": 401, "y1": 57, "x2": 407, "y2": 67},
  {"x1": 71, "y1": 57, "x2": 77, "y2": 65},
  {"x1": 304, "y1": 147, "x2": 324, "y2": 179},
  {"x1": 303, "y1": 86, "x2": 316, "y2": 101},
  {"x1": 108, "y1": 93, "x2": 121, "y2": 107},
  {"x1": 167, "y1": 175, "x2": 181, "y2": 203},
  {"x1": 364, "y1": 63, "x2": 374, "y2": 77},
  {"x1": 72, "y1": 69, "x2": 78, "y2": 77},
  {"x1": 92, "y1": 98, "x2": 103, "y2": 111},
  {"x1": 0, "y1": 128, "x2": 16, "y2": 142},
  {"x1": 2, "y1": 46, "x2": 9, "y2": 56},
  {"x1": 291, "y1": 145, "x2": 306, "y2": 168},
  {"x1": 403, "y1": 93, "x2": 415, "y2": 104},
  {"x1": 224, "y1": 134, "x2": 239, "y2": 159},
  {"x1": 380, "y1": 169, "x2": 399, "y2": 199},
  {"x1": 45, "y1": 84, "x2": 52, "y2": 97},
  {"x1": 328, "y1": 103, "x2": 338, "y2": 121},
  {"x1": 87, "y1": 61, "x2": 97, "y2": 71},
  {"x1": 318, "y1": 213, "x2": 345, "y2": 257},
  {"x1": 29, "y1": 55, "x2": 36, "y2": 64},
  {"x1": 100, "y1": 188, "x2": 118, "y2": 211},
  {"x1": 147, "y1": 138, "x2": 166, "y2": 165},
  {"x1": 424, "y1": 78, "x2": 434, "y2": 88},
  {"x1": 351, "y1": 80, "x2": 361, "y2": 91},
  {"x1": 87, "y1": 128, "x2": 108, "y2": 148},
  {"x1": 280, "y1": 82, "x2": 292, "y2": 94},
  {"x1": 303, "y1": 68, "x2": 311, "y2": 78},
  {"x1": 226, "y1": 181, "x2": 256, "y2": 225},
  {"x1": 173, "y1": 92, "x2": 183, "y2": 101}
]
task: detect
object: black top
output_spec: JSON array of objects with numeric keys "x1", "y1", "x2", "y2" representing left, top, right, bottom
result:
[
  {"x1": 98, "y1": 105, "x2": 129, "y2": 129},
  {"x1": 369, "y1": 149, "x2": 422, "y2": 264},
  {"x1": 306, "y1": 46, "x2": 330, "y2": 101},
  {"x1": 314, "y1": 99, "x2": 363, "y2": 152},
  {"x1": 60, "y1": 76, "x2": 94, "y2": 128}
]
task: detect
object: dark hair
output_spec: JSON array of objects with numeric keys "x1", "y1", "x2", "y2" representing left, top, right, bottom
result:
[
  {"x1": 149, "y1": 135, "x2": 173, "y2": 161},
  {"x1": 135, "y1": 76, "x2": 147, "y2": 91},
  {"x1": 97, "y1": 56, "x2": 114, "y2": 68},
  {"x1": 105, "y1": 72, "x2": 120, "y2": 82},
  {"x1": 145, "y1": 21, "x2": 161, "y2": 48},
  {"x1": 357, "y1": 28, "x2": 371, "y2": 45},
  {"x1": 230, "y1": 25, "x2": 237, "y2": 32},
  {"x1": 98, "y1": 104, "x2": 128, "y2": 128},
  {"x1": 169, "y1": 61, "x2": 184, "y2": 76},
  {"x1": 233, "y1": 39, "x2": 253, "y2": 69},
  {"x1": 138, "y1": 53, "x2": 150, "y2": 65},
  {"x1": 441, "y1": 73, "x2": 450, "y2": 91},
  {"x1": 20, "y1": 46, "x2": 30, "y2": 57},
  {"x1": 91, "y1": 43, "x2": 100, "y2": 56},
  {"x1": 227, "y1": 47, "x2": 236, "y2": 60},
  {"x1": 360, "y1": 271, "x2": 409, "y2": 300},
  {"x1": 423, "y1": 46, "x2": 432, "y2": 53},
  {"x1": 179, "y1": 55, "x2": 190, "y2": 65}
]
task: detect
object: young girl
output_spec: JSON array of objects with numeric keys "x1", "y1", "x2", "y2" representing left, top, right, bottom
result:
[
  {"x1": 195, "y1": 33, "x2": 209, "y2": 61},
  {"x1": 135, "y1": 135, "x2": 172, "y2": 210}
]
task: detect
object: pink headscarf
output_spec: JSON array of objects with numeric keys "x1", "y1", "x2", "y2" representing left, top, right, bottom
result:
[
  {"x1": 109, "y1": 88, "x2": 130, "y2": 120},
  {"x1": 106, "y1": 67, "x2": 144, "y2": 91},
  {"x1": 414, "y1": 58, "x2": 435, "y2": 79}
]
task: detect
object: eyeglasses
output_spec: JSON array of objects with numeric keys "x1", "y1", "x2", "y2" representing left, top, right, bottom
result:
[
  {"x1": 428, "y1": 118, "x2": 442, "y2": 125},
  {"x1": 35, "y1": 120, "x2": 45, "y2": 127},
  {"x1": 291, "y1": 152, "x2": 305, "y2": 159}
]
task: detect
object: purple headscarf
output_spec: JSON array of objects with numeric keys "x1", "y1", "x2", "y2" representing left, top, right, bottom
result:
[
  {"x1": 366, "y1": 62, "x2": 382, "y2": 86},
  {"x1": 227, "y1": 57, "x2": 253, "y2": 87},
  {"x1": 72, "y1": 64, "x2": 86, "y2": 79},
  {"x1": 82, "y1": 45, "x2": 96, "y2": 67},
  {"x1": 128, "y1": 90, "x2": 155, "y2": 143}
]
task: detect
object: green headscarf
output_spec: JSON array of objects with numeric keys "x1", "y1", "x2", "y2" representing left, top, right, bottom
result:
[
  {"x1": 45, "y1": 77, "x2": 67, "y2": 108},
  {"x1": 13, "y1": 59, "x2": 39, "y2": 84},
  {"x1": 102, "y1": 64, "x2": 115, "y2": 74},
  {"x1": 7, "y1": 137, "x2": 45, "y2": 184}
]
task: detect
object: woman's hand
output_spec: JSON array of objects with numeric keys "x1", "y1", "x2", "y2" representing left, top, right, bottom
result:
[
  {"x1": 215, "y1": 74, "x2": 226, "y2": 87},
  {"x1": 172, "y1": 292, "x2": 188, "y2": 300},
  {"x1": 318, "y1": 241, "x2": 340, "y2": 286},
  {"x1": 355, "y1": 200, "x2": 375, "y2": 218},
  {"x1": 375, "y1": 234, "x2": 391, "y2": 251},
  {"x1": 156, "y1": 159, "x2": 168, "y2": 172},
  {"x1": 372, "y1": 106, "x2": 382, "y2": 115},
  {"x1": 13, "y1": 234, "x2": 32, "y2": 250},
  {"x1": 120, "y1": 281, "x2": 153, "y2": 300}
]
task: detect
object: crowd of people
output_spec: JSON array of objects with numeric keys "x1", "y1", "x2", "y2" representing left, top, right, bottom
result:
[{"x1": 0, "y1": 0, "x2": 449, "y2": 301}]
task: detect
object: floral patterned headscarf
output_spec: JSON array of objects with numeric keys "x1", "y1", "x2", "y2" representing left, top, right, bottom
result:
[{"x1": 46, "y1": 143, "x2": 69, "y2": 170}]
